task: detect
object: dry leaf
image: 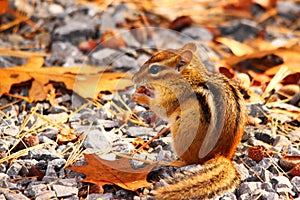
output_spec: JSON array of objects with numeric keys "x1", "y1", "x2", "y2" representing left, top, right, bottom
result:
[
  {"x1": 0, "y1": 56, "x2": 133, "y2": 101},
  {"x1": 0, "y1": 0, "x2": 8, "y2": 14},
  {"x1": 280, "y1": 155, "x2": 300, "y2": 170},
  {"x1": 216, "y1": 37, "x2": 254, "y2": 56},
  {"x1": 168, "y1": 16, "x2": 192, "y2": 31},
  {"x1": 225, "y1": 48, "x2": 300, "y2": 73},
  {"x1": 78, "y1": 40, "x2": 100, "y2": 52},
  {"x1": 222, "y1": 0, "x2": 253, "y2": 12},
  {"x1": 100, "y1": 30, "x2": 126, "y2": 49},
  {"x1": 253, "y1": 0, "x2": 277, "y2": 9},
  {"x1": 0, "y1": 47, "x2": 49, "y2": 57},
  {"x1": 70, "y1": 154, "x2": 155, "y2": 192}
]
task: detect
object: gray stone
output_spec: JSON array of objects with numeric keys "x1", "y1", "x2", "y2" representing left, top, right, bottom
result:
[
  {"x1": 40, "y1": 127, "x2": 59, "y2": 140},
  {"x1": 287, "y1": 145, "x2": 300, "y2": 155},
  {"x1": 0, "y1": 139, "x2": 9, "y2": 152},
  {"x1": 38, "y1": 136, "x2": 57, "y2": 146},
  {"x1": 234, "y1": 163, "x2": 249, "y2": 181},
  {"x1": 50, "y1": 42, "x2": 84, "y2": 66},
  {"x1": 101, "y1": 12, "x2": 116, "y2": 29},
  {"x1": 35, "y1": 190, "x2": 56, "y2": 200},
  {"x1": 95, "y1": 119, "x2": 117, "y2": 129},
  {"x1": 261, "y1": 191, "x2": 279, "y2": 200},
  {"x1": 4, "y1": 126, "x2": 19, "y2": 136},
  {"x1": 83, "y1": 129, "x2": 113, "y2": 154},
  {"x1": 49, "y1": 159, "x2": 66, "y2": 170},
  {"x1": 90, "y1": 48, "x2": 122, "y2": 66},
  {"x1": 273, "y1": 135, "x2": 291, "y2": 148},
  {"x1": 126, "y1": 126, "x2": 157, "y2": 137},
  {"x1": 29, "y1": 148, "x2": 63, "y2": 161},
  {"x1": 238, "y1": 191, "x2": 261, "y2": 200},
  {"x1": 254, "y1": 128, "x2": 275, "y2": 144},
  {"x1": 182, "y1": 26, "x2": 213, "y2": 41},
  {"x1": 48, "y1": 4, "x2": 64, "y2": 15},
  {"x1": 0, "y1": 194, "x2": 5, "y2": 200},
  {"x1": 6, "y1": 162, "x2": 22, "y2": 177},
  {"x1": 247, "y1": 102, "x2": 270, "y2": 118},
  {"x1": 45, "y1": 165, "x2": 58, "y2": 177},
  {"x1": 271, "y1": 176, "x2": 294, "y2": 195},
  {"x1": 291, "y1": 176, "x2": 300, "y2": 192},
  {"x1": 237, "y1": 182, "x2": 261, "y2": 196},
  {"x1": 0, "y1": 163, "x2": 6, "y2": 173},
  {"x1": 113, "y1": 54, "x2": 138, "y2": 69},
  {"x1": 24, "y1": 183, "x2": 48, "y2": 197},
  {"x1": 121, "y1": 31, "x2": 141, "y2": 48},
  {"x1": 0, "y1": 173, "x2": 10, "y2": 188},
  {"x1": 218, "y1": 192, "x2": 237, "y2": 200},
  {"x1": 261, "y1": 182, "x2": 275, "y2": 192},
  {"x1": 57, "y1": 178, "x2": 77, "y2": 187},
  {"x1": 260, "y1": 169, "x2": 272, "y2": 182},
  {"x1": 54, "y1": 18, "x2": 95, "y2": 45},
  {"x1": 87, "y1": 193, "x2": 114, "y2": 200},
  {"x1": 2, "y1": 190, "x2": 30, "y2": 200},
  {"x1": 259, "y1": 158, "x2": 273, "y2": 169},
  {"x1": 52, "y1": 184, "x2": 78, "y2": 198},
  {"x1": 277, "y1": 1, "x2": 300, "y2": 15},
  {"x1": 43, "y1": 165, "x2": 58, "y2": 183}
]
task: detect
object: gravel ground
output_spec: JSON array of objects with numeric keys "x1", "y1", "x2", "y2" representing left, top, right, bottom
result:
[{"x1": 0, "y1": 0, "x2": 300, "y2": 200}]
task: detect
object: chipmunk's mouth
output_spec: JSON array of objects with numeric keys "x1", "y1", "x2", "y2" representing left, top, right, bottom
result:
[{"x1": 135, "y1": 85, "x2": 155, "y2": 98}]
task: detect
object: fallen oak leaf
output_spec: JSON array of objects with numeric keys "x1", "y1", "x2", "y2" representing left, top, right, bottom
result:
[
  {"x1": 69, "y1": 154, "x2": 156, "y2": 192},
  {"x1": 216, "y1": 37, "x2": 255, "y2": 56},
  {"x1": 0, "y1": 56, "x2": 133, "y2": 101},
  {"x1": 224, "y1": 48, "x2": 300, "y2": 73}
]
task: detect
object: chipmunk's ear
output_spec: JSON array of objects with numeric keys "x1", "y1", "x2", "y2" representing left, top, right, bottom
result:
[
  {"x1": 176, "y1": 50, "x2": 193, "y2": 72},
  {"x1": 182, "y1": 42, "x2": 197, "y2": 52},
  {"x1": 180, "y1": 50, "x2": 193, "y2": 62}
]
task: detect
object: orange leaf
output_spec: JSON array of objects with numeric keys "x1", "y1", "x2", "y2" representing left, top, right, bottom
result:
[
  {"x1": 0, "y1": 57, "x2": 133, "y2": 101},
  {"x1": 216, "y1": 37, "x2": 254, "y2": 56},
  {"x1": 0, "y1": 0, "x2": 8, "y2": 14},
  {"x1": 70, "y1": 154, "x2": 155, "y2": 191},
  {"x1": 224, "y1": 48, "x2": 300, "y2": 76}
]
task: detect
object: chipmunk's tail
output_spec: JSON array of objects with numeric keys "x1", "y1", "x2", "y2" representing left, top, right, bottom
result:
[{"x1": 153, "y1": 156, "x2": 241, "y2": 200}]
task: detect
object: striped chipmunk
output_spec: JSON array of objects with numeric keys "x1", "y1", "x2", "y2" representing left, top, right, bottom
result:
[{"x1": 132, "y1": 43, "x2": 247, "y2": 199}]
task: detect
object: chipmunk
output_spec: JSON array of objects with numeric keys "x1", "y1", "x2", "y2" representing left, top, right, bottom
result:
[{"x1": 132, "y1": 43, "x2": 247, "y2": 200}]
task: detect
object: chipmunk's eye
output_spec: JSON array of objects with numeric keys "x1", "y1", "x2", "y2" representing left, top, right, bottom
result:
[
  {"x1": 177, "y1": 60, "x2": 186, "y2": 71},
  {"x1": 149, "y1": 64, "x2": 165, "y2": 75}
]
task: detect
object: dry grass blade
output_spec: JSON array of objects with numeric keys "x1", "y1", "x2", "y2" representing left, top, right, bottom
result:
[
  {"x1": 240, "y1": 158, "x2": 264, "y2": 183},
  {"x1": 132, "y1": 127, "x2": 170, "y2": 155},
  {"x1": 262, "y1": 65, "x2": 290, "y2": 104},
  {"x1": 0, "y1": 143, "x2": 49, "y2": 164},
  {"x1": 64, "y1": 138, "x2": 84, "y2": 168}
]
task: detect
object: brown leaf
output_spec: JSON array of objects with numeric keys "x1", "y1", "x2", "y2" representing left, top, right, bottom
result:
[
  {"x1": 222, "y1": 0, "x2": 253, "y2": 12},
  {"x1": 248, "y1": 145, "x2": 270, "y2": 162},
  {"x1": 290, "y1": 164, "x2": 300, "y2": 177},
  {"x1": 168, "y1": 16, "x2": 192, "y2": 31},
  {"x1": 0, "y1": 56, "x2": 133, "y2": 101},
  {"x1": 70, "y1": 154, "x2": 155, "y2": 191},
  {"x1": 57, "y1": 129, "x2": 78, "y2": 144},
  {"x1": 100, "y1": 30, "x2": 126, "y2": 49},
  {"x1": 78, "y1": 40, "x2": 100, "y2": 52},
  {"x1": 280, "y1": 155, "x2": 300, "y2": 170},
  {"x1": 225, "y1": 48, "x2": 300, "y2": 74}
]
